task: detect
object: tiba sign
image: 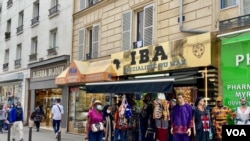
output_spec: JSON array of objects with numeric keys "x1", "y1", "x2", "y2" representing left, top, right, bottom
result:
[{"x1": 111, "y1": 32, "x2": 214, "y2": 76}]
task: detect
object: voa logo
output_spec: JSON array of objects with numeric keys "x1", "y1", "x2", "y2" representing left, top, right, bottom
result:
[{"x1": 226, "y1": 129, "x2": 246, "y2": 136}]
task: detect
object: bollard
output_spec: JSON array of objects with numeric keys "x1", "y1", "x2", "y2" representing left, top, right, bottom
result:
[
  {"x1": 7, "y1": 123, "x2": 12, "y2": 141},
  {"x1": 28, "y1": 127, "x2": 32, "y2": 141},
  {"x1": 57, "y1": 131, "x2": 61, "y2": 141}
]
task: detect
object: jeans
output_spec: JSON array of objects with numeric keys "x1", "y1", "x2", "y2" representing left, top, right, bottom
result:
[
  {"x1": 88, "y1": 130, "x2": 103, "y2": 141},
  {"x1": 52, "y1": 119, "x2": 61, "y2": 134},
  {"x1": 114, "y1": 129, "x2": 125, "y2": 141}
]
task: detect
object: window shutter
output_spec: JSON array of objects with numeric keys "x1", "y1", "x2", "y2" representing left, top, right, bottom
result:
[
  {"x1": 92, "y1": 24, "x2": 99, "y2": 58},
  {"x1": 244, "y1": 0, "x2": 250, "y2": 14},
  {"x1": 80, "y1": 0, "x2": 86, "y2": 10},
  {"x1": 143, "y1": 4, "x2": 154, "y2": 46},
  {"x1": 122, "y1": 11, "x2": 132, "y2": 51},
  {"x1": 78, "y1": 29, "x2": 85, "y2": 60}
]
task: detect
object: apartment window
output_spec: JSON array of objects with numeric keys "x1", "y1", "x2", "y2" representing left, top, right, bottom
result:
[
  {"x1": 3, "y1": 49, "x2": 9, "y2": 70},
  {"x1": 47, "y1": 29, "x2": 58, "y2": 56},
  {"x1": 79, "y1": 24, "x2": 99, "y2": 60},
  {"x1": 7, "y1": 0, "x2": 13, "y2": 8},
  {"x1": 221, "y1": 0, "x2": 237, "y2": 9},
  {"x1": 80, "y1": 0, "x2": 100, "y2": 10},
  {"x1": 31, "y1": 1, "x2": 39, "y2": 26},
  {"x1": 5, "y1": 19, "x2": 11, "y2": 40},
  {"x1": 15, "y1": 44, "x2": 22, "y2": 68},
  {"x1": 243, "y1": 0, "x2": 250, "y2": 14},
  {"x1": 49, "y1": 0, "x2": 59, "y2": 16},
  {"x1": 30, "y1": 37, "x2": 38, "y2": 61},
  {"x1": 122, "y1": 4, "x2": 154, "y2": 50},
  {"x1": 17, "y1": 11, "x2": 24, "y2": 34}
]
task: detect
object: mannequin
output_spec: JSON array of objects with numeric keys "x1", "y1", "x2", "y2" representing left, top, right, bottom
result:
[{"x1": 153, "y1": 93, "x2": 170, "y2": 141}]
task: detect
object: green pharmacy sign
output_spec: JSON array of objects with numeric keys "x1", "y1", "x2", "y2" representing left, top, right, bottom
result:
[{"x1": 221, "y1": 31, "x2": 250, "y2": 110}]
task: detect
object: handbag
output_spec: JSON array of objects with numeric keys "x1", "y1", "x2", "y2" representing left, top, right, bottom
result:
[{"x1": 91, "y1": 122, "x2": 104, "y2": 132}]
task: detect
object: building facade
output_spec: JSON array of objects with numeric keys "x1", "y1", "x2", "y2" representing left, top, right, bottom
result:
[
  {"x1": 64, "y1": 0, "x2": 223, "y2": 134},
  {"x1": 0, "y1": 0, "x2": 73, "y2": 128},
  {"x1": 218, "y1": 0, "x2": 250, "y2": 109}
]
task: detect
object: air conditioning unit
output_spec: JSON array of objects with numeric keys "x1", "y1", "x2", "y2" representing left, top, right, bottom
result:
[
  {"x1": 133, "y1": 40, "x2": 143, "y2": 49},
  {"x1": 39, "y1": 58, "x2": 44, "y2": 61}
]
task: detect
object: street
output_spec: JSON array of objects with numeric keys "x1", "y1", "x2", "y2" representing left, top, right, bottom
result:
[{"x1": 0, "y1": 126, "x2": 84, "y2": 141}]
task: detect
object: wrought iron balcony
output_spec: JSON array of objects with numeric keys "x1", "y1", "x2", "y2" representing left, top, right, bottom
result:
[
  {"x1": 47, "y1": 47, "x2": 57, "y2": 56},
  {"x1": 5, "y1": 32, "x2": 11, "y2": 40},
  {"x1": 29, "y1": 53, "x2": 37, "y2": 61},
  {"x1": 14, "y1": 59, "x2": 21, "y2": 68},
  {"x1": 31, "y1": 16, "x2": 39, "y2": 26},
  {"x1": 48, "y1": 4, "x2": 59, "y2": 16},
  {"x1": 16, "y1": 25, "x2": 23, "y2": 33},
  {"x1": 86, "y1": 53, "x2": 92, "y2": 60},
  {"x1": 3, "y1": 63, "x2": 9, "y2": 70},
  {"x1": 7, "y1": 0, "x2": 12, "y2": 7},
  {"x1": 219, "y1": 14, "x2": 250, "y2": 31}
]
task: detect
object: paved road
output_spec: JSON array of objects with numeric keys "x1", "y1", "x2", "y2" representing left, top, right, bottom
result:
[{"x1": 0, "y1": 126, "x2": 84, "y2": 141}]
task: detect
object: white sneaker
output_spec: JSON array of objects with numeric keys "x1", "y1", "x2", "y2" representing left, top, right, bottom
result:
[{"x1": 55, "y1": 132, "x2": 58, "y2": 138}]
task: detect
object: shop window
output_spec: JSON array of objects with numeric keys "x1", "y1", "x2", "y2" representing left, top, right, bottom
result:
[
  {"x1": 122, "y1": 4, "x2": 154, "y2": 50},
  {"x1": 221, "y1": 0, "x2": 237, "y2": 9},
  {"x1": 68, "y1": 87, "x2": 106, "y2": 134}
]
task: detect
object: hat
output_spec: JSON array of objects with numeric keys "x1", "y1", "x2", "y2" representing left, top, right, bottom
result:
[
  {"x1": 195, "y1": 97, "x2": 203, "y2": 107},
  {"x1": 93, "y1": 100, "x2": 102, "y2": 105},
  {"x1": 216, "y1": 96, "x2": 222, "y2": 101}
]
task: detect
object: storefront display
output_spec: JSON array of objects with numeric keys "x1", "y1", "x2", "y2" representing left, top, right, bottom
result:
[
  {"x1": 1, "y1": 83, "x2": 22, "y2": 106},
  {"x1": 68, "y1": 87, "x2": 106, "y2": 133},
  {"x1": 35, "y1": 89, "x2": 62, "y2": 127}
]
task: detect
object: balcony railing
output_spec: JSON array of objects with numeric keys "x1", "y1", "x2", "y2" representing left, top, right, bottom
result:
[
  {"x1": 7, "y1": 0, "x2": 12, "y2": 7},
  {"x1": 47, "y1": 47, "x2": 57, "y2": 56},
  {"x1": 3, "y1": 63, "x2": 9, "y2": 70},
  {"x1": 31, "y1": 16, "x2": 39, "y2": 26},
  {"x1": 219, "y1": 14, "x2": 250, "y2": 30},
  {"x1": 86, "y1": 53, "x2": 92, "y2": 60},
  {"x1": 14, "y1": 59, "x2": 21, "y2": 68},
  {"x1": 5, "y1": 32, "x2": 11, "y2": 40},
  {"x1": 16, "y1": 25, "x2": 23, "y2": 33},
  {"x1": 29, "y1": 53, "x2": 37, "y2": 61},
  {"x1": 48, "y1": 4, "x2": 59, "y2": 16}
]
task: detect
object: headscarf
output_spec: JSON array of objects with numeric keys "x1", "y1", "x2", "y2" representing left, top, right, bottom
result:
[
  {"x1": 102, "y1": 104, "x2": 113, "y2": 121},
  {"x1": 195, "y1": 97, "x2": 203, "y2": 107}
]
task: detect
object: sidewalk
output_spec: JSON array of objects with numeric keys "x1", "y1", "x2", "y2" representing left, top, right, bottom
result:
[{"x1": 0, "y1": 126, "x2": 84, "y2": 141}]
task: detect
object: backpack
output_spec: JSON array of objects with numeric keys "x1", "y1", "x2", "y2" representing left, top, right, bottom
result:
[{"x1": 30, "y1": 111, "x2": 36, "y2": 120}]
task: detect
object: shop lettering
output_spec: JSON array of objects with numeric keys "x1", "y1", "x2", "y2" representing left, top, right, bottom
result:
[
  {"x1": 130, "y1": 46, "x2": 167, "y2": 65},
  {"x1": 32, "y1": 66, "x2": 65, "y2": 79},
  {"x1": 235, "y1": 54, "x2": 250, "y2": 66},
  {"x1": 227, "y1": 84, "x2": 250, "y2": 90},
  {"x1": 235, "y1": 91, "x2": 250, "y2": 98},
  {"x1": 226, "y1": 129, "x2": 246, "y2": 136}
]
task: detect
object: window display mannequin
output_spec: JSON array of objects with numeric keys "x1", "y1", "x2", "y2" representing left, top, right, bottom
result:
[
  {"x1": 153, "y1": 93, "x2": 170, "y2": 141},
  {"x1": 170, "y1": 93, "x2": 193, "y2": 141}
]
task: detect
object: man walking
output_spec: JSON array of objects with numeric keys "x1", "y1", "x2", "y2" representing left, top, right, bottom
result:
[
  {"x1": 235, "y1": 97, "x2": 250, "y2": 125},
  {"x1": 51, "y1": 98, "x2": 64, "y2": 138},
  {"x1": 9, "y1": 102, "x2": 24, "y2": 141}
]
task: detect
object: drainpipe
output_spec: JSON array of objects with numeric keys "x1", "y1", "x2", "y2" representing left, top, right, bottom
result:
[{"x1": 179, "y1": 0, "x2": 207, "y2": 33}]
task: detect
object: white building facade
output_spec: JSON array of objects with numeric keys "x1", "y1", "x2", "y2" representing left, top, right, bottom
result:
[{"x1": 0, "y1": 0, "x2": 72, "y2": 127}]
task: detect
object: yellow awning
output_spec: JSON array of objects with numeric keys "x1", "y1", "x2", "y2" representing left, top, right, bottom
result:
[
  {"x1": 55, "y1": 60, "x2": 88, "y2": 85},
  {"x1": 85, "y1": 59, "x2": 116, "y2": 82}
]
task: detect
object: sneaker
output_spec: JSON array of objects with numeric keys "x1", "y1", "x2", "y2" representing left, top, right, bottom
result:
[
  {"x1": 20, "y1": 139, "x2": 23, "y2": 141},
  {"x1": 55, "y1": 132, "x2": 58, "y2": 138},
  {"x1": 12, "y1": 139, "x2": 15, "y2": 141}
]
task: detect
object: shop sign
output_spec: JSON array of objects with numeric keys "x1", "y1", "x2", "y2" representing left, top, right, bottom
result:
[
  {"x1": 221, "y1": 32, "x2": 250, "y2": 109},
  {"x1": 111, "y1": 32, "x2": 212, "y2": 76},
  {"x1": 32, "y1": 65, "x2": 65, "y2": 80}
]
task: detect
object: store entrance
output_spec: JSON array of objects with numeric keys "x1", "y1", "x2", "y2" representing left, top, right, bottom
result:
[{"x1": 35, "y1": 88, "x2": 62, "y2": 128}]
